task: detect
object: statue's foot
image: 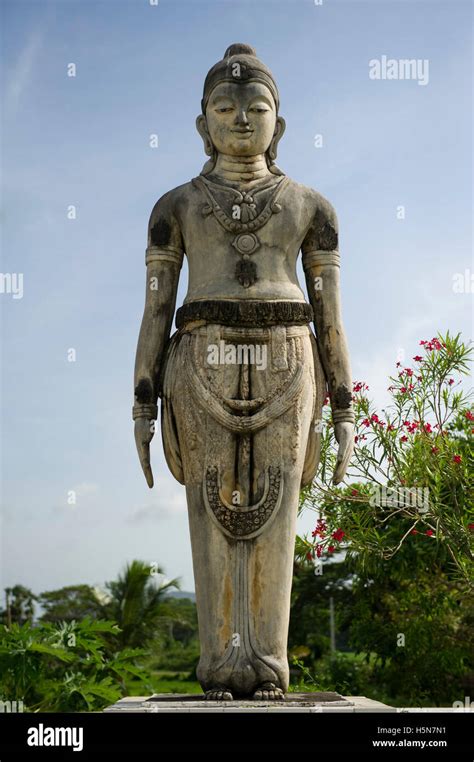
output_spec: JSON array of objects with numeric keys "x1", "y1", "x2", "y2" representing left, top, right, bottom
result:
[
  {"x1": 252, "y1": 682, "x2": 285, "y2": 701},
  {"x1": 205, "y1": 687, "x2": 233, "y2": 701}
]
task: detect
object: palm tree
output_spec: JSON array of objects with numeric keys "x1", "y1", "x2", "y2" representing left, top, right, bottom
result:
[
  {"x1": 1, "y1": 585, "x2": 37, "y2": 626},
  {"x1": 105, "y1": 560, "x2": 180, "y2": 648}
]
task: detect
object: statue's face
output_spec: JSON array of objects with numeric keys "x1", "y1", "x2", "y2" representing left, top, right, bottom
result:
[{"x1": 205, "y1": 81, "x2": 277, "y2": 157}]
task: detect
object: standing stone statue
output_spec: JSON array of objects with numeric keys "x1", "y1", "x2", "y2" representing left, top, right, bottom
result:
[{"x1": 133, "y1": 43, "x2": 354, "y2": 700}]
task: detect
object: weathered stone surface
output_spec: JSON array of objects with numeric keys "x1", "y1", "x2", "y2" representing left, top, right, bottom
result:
[
  {"x1": 133, "y1": 43, "x2": 355, "y2": 699},
  {"x1": 104, "y1": 694, "x2": 394, "y2": 713}
]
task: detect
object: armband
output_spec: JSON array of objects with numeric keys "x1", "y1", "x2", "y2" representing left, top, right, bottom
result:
[
  {"x1": 132, "y1": 403, "x2": 158, "y2": 421},
  {"x1": 145, "y1": 245, "x2": 183, "y2": 267},
  {"x1": 332, "y1": 408, "x2": 355, "y2": 425},
  {"x1": 302, "y1": 249, "x2": 340, "y2": 271}
]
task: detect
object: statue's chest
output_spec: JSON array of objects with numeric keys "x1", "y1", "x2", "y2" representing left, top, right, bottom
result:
[{"x1": 183, "y1": 177, "x2": 303, "y2": 288}]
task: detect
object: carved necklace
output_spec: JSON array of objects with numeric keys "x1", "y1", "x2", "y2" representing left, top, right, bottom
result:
[{"x1": 193, "y1": 174, "x2": 289, "y2": 288}]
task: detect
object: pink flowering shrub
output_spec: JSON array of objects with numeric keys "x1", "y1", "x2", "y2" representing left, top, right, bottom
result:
[{"x1": 296, "y1": 332, "x2": 473, "y2": 586}]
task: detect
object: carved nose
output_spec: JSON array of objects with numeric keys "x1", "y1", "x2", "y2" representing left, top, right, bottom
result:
[{"x1": 235, "y1": 110, "x2": 249, "y2": 126}]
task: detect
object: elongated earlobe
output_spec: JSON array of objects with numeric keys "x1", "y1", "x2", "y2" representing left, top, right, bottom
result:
[
  {"x1": 196, "y1": 114, "x2": 218, "y2": 174},
  {"x1": 268, "y1": 116, "x2": 286, "y2": 161},
  {"x1": 196, "y1": 115, "x2": 214, "y2": 156}
]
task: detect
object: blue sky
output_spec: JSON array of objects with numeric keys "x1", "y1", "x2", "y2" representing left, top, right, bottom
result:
[{"x1": 1, "y1": 0, "x2": 472, "y2": 596}]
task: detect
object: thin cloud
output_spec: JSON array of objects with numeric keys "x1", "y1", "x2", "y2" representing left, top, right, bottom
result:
[
  {"x1": 127, "y1": 491, "x2": 186, "y2": 524},
  {"x1": 4, "y1": 28, "x2": 43, "y2": 120}
]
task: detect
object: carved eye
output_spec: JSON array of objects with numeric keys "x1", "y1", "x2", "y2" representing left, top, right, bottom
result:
[
  {"x1": 249, "y1": 106, "x2": 268, "y2": 113},
  {"x1": 216, "y1": 106, "x2": 234, "y2": 113}
]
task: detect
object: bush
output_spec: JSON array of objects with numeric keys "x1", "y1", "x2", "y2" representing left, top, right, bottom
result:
[
  {"x1": 0, "y1": 618, "x2": 152, "y2": 711},
  {"x1": 295, "y1": 332, "x2": 474, "y2": 706}
]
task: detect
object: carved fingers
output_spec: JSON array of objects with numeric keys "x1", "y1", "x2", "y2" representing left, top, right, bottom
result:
[
  {"x1": 134, "y1": 418, "x2": 155, "y2": 488},
  {"x1": 332, "y1": 421, "x2": 355, "y2": 485}
]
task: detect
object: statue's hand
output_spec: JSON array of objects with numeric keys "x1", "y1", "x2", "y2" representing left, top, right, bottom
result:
[
  {"x1": 332, "y1": 422, "x2": 354, "y2": 485},
  {"x1": 134, "y1": 418, "x2": 155, "y2": 488}
]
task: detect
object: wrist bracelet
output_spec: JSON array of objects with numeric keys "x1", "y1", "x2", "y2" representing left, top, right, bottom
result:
[
  {"x1": 132, "y1": 403, "x2": 158, "y2": 421},
  {"x1": 332, "y1": 408, "x2": 355, "y2": 424}
]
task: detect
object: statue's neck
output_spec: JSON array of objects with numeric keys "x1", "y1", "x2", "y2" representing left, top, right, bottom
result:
[{"x1": 210, "y1": 153, "x2": 272, "y2": 187}]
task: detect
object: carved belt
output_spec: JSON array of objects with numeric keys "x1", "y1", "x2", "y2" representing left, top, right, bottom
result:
[{"x1": 175, "y1": 299, "x2": 313, "y2": 330}]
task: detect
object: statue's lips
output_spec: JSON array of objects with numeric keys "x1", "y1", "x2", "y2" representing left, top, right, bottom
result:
[{"x1": 231, "y1": 130, "x2": 254, "y2": 137}]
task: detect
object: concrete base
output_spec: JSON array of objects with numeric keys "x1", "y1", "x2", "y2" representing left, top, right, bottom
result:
[{"x1": 104, "y1": 692, "x2": 393, "y2": 713}]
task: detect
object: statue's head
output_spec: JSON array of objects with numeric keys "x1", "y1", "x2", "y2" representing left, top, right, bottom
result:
[{"x1": 196, "y1": 43, "x2": 286, "y2": 175}]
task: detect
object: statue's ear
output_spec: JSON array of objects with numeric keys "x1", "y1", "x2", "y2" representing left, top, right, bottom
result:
[
  {"x1": 268, "y1": 116, "x2": 286, "y2": 161},
  {"x1": 196, "y1": 114, "x2": 214, "y2": 156}
]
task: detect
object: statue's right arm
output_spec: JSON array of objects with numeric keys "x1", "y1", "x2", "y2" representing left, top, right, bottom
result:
[
  {"x1": 134, "y1": 257, "x2": 181, "y2": 402},
  {"x1": 133, "y1": 192, "x2": 184, "y2": 487}
]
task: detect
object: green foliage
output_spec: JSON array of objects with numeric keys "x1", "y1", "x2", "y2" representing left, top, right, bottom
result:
[
  {"x1": 289, "y1": 560, "x2": 352, "y2": 662},
  {"x1": 298, "y1": 332, "x2": 473, "y2": 582},
  {"x1": 144, "y1": 595, "x2": 200, "y2": 674},
  {"x1": 150, "y1": 677, "x2": 202, "y2": 694},
  {"x1": 153, "y1": 596, "x2": 199, "y2": 646},
  {"x1": 295, "y1": 332, "x2": 474, "y2": 705},
  {"x1": 104, "y1": 560, "x2": 180, "y2": 648},
  {"x1": 0, "y1": 616, "x2": 151, "y2": 711},
  {"x1": 0, "y1": 585, "x2": 37, "y2": 626},
  {"x1": 289, "y1": 657, "x2": 330, "y2": 692},
  {"x1": 39, "y1": 585, "x2": 107, "y2": 624},
  {"x1": 0, "y1": 561, "x2": 201, "y2": 711},
  {"x1": 348, "y1": 567, "x2": 473, "y2": 705}
]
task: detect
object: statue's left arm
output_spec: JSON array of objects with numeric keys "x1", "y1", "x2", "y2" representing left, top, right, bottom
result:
[{"x1": 302, "y1": 195, "x2": 355, "y2": 484}]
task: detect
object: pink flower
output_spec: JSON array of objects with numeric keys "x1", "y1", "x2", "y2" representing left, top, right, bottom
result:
[
  {"x1": 400, "y1": 435, "x2": 408, "y2": 443},
  {"x1": 425, "y1": 530, "x2": 434, "y2": 536},
  {"x1": 453, "y1": 455, "x2": 462, "y2": 464},
  {"x1": 332, "y1": 528, "x2": 345, "y2": 542},
  {"x1": 413, "y1": 355, "x2": 423, "y2": 362},
  {"x1": 420, "y1": 338, "x2": 442, "y2": 352},
  {"x1": 312, "y1": 519, "x2": 327, "y2": 539},
  {"x1": 312, "y1": 521, "x2": 327, "y2": 539},
  {"x1": 448, "y1": 378, "x2": 454, "y2": 386},
  {"x1": 328, "y1": 546, "x2": 335, "y2": 554},
  {"x1": 465, "y1": 411, "x2": 474, "y2": 422}
]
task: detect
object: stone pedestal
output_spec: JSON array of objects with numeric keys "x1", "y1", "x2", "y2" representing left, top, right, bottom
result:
[{"x1": 104, "y1": 692, "x2": 393, "y2": 713}]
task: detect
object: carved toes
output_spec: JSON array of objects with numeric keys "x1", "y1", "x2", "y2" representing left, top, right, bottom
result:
[
  {"x1": 205, "y1": 688, "x2": 233, "y2": 701},
  {"x1": 252, "y1": 682, "x2": 284, "y2": 701}
]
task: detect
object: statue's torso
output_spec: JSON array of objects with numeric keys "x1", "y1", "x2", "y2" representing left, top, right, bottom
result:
[{"x1": 164, "y1": 174, "x2": 321, "y2": 303}]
